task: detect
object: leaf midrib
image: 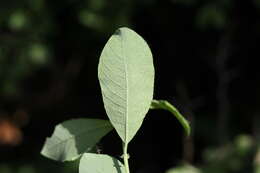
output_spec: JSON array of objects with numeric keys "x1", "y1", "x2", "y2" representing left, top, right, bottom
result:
[{"x1": 121, "y1": 31, "x2": 129, "y2": 143}]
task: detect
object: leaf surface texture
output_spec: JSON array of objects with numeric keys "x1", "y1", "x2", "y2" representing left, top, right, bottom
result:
[
  {"x1": 98, "y1": 27, "x2": 154, "y2": 143},
  {"x1": 41, "y1": 118, "x2": 113, "y2": 161},
  {"x1": 79, "y1": 153, "x2": 125, "y2": 173}
]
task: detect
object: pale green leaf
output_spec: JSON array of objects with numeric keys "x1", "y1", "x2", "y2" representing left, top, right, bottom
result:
[
  {"x1": 98, "y1": 27, "x2": 154, "y2": 143},
  {"x1": 150, "y1": 100, "x2": 191, "y2": 136},
  {"x1": 166, "y1": 164, "x2": 201, "y2": 173},
  {"x1": 79, "y1": 153, "x2": 125, "y2": 173},
  {"x1": 41, "y1": 118, "x2": 113, "y2": 162}
]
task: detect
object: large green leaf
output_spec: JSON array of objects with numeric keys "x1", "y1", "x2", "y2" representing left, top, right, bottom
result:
[
  {"x1": 41, "y1": 118, "x2": 113, "y2": 162},
  {"x1": 150, "y1": 100, "x2": 191, "y2": 136},
  {"x1": 98, "y1": 27, "x2": 154, "y2": 143},
  {"x1": 79, "y1": 153, "x2": 125, "y2": 173}
]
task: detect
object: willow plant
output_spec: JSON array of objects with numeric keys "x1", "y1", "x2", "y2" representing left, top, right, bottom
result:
[{"x1": 41, "y1": 27, "x2": 190, "y2": 173}]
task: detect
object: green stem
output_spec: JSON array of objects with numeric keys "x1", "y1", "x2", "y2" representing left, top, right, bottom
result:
[{"x1": 123, "y1": 142, "x2": 130, "y2": 173}]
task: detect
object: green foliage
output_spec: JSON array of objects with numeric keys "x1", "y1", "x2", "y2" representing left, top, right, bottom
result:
[
  {"x1": 41, "y1": 27, "x2": 189, "y2": 173},
  {"x1": 202, "y1": 135, "x2": 254, "y2": 170},
  {"x1": 255, "y1": 147, "x2": 260, "y2": 173},
  {"x1": 8, "y1": 11, "x2": 28, "y2": 31},
  {"x1": 41, "y1": 119, "x2": 113, "y2": 162},
  {"x1": 234, "y1": 135, "x2": 254, "y2": 157},
  {"x1": 196, "y1": 4, "x2": 227, "y2": 30},
  {"x1": 166, "y1": 164, "x2": 201, "y2": 173},
  {"x1": 28, "y1": 44, "x2": 49, "y2": 66},
  {"x1": 77, "y1": 0, "x2": 131, "y2": 33},
  {"x1": 166, "y1": 135, "x2": 258, "y2": 173},
  {"x1": 79, "y1": 153, "x2": 125, "y2": 173},
  {"x1": 0, "y1": 1, "x2": 54, "y2": 98},
  {"x1": 98, "y1": 27, "x2": 154, "y2": 144},
  {"x1": 79, "y1": 11, "x2": 105, "y2": 30}
]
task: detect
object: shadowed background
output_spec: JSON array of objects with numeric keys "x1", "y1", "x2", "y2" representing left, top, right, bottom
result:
[{"x1": 0, "y1": 0, "x2": 260, "y2": 173}]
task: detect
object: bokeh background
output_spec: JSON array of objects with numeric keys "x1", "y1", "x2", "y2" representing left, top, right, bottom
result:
[{"x1": 0, "y1": 0, "x2": 260, "y2": 173}]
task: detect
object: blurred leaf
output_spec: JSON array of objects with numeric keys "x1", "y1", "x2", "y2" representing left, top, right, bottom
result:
[
  {"x1": 202, "y1": 134, "x2": 256, "y2": 173},
  {"x1": 166, "y1": 164, "x2": 201, "y2": 173},
  {"x1": 256, "y1": 165, "x2": 260, "y2": 173},
  {"x1": 9, "y1": 11, "x2": 28, "y2": 31},
  {"x1": 234, "y1": 134, "x2": 253, "y2": 156},
  {"x1": 41, "y1": 118, "x2": 113, "y2": 162},
  {"x1": 79, "y1": 153, "x2": 125, "y2": 173},
  {"x1": 28, "y1": 44, "x2": 49, "y2": 66},
  {"x1": 78, "y1": 10, "x2": 105, "y2": 30},
  {"x1": 196, "y1": 4, "x2": 226, "y2": 30},
  {"x1": 151, "y1": 100, "x2": 191, "y2": 136}
]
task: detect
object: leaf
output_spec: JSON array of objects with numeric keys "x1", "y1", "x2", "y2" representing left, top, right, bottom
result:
[
  {"x1": 98, "y1": 27, "x2": 154, "y2": 143},
  {"x1": 166, "y1": 164, "x2": 201, "y2": 173},
  {"x1": 41, "y1": 118, "x2": 113, "y2": 162},
  {"x1": 79, "y1": 153, "x2": 125, "y2": 173},
  {"x1": 150, "y1": 100, "x2": 191, "y2": 136}
]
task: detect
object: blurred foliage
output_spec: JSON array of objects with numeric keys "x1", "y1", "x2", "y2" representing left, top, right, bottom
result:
[
  {"x1": 255, "y1": 147, "x2": 260, "y2": 173},
  {"x1": 0, "y1": 0, "x2": 234, "y2": 98},
  {"x1": 77, "y1": 0, "x2": 131, "y2": 32},
  {"x1": 0, "y1": 0, "x2": 132, "y2": 99},
  {"x1": 167, "y1": 135, "x2": 257, "y2": 173},
  {"x1": 196, "y1": 4, "x2": 227, "y2": 30},
  {"x1": 201, "y1": 135, "x2": 255, "y2": 173},
  {"x1": 0, "y1": 1, "x2": 52, "y2": 98},
  {"x1": 166, "y1": 164, "x2": 201, "y2": 173},
  {"x1": 0, "y1": 158, "x2": 79, "y2": 173}
]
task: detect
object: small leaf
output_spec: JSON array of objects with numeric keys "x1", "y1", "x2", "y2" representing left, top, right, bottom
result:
[
  {"x1": 41, "y1": 118, "x2": 113, "y2": 162},
  {"x1": 166, "y1": 164, "x2": 201, "y2": 173},
  {"x1": 150, "y1": 100, "x2": 191, "y2": 136},
  {"x1": 98, "y1": 27, "x2": 154, "y2": 143},
  {"x1": 79, "y1": 153, "x2": 125, "y2": 173}
]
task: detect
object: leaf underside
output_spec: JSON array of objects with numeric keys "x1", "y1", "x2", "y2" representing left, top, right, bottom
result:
[
  {"x1": 79, "y1": 153, "x2": 125, "y2": 173},
  {"x1": 98, "y1": 27, "x2": 154, "y2": 143},
  {"x1": 41, "y1": 118, "x2": 113, "y2": 162}
]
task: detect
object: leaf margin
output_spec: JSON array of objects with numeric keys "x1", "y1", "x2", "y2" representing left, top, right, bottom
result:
[{"x1": 41, "y1": 118, "x2": 113, "y2": 162}]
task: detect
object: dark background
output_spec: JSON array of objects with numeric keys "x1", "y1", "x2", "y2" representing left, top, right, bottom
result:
[{"x1": 0, "y1": 0, "x2": 260, "y2": 173}]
